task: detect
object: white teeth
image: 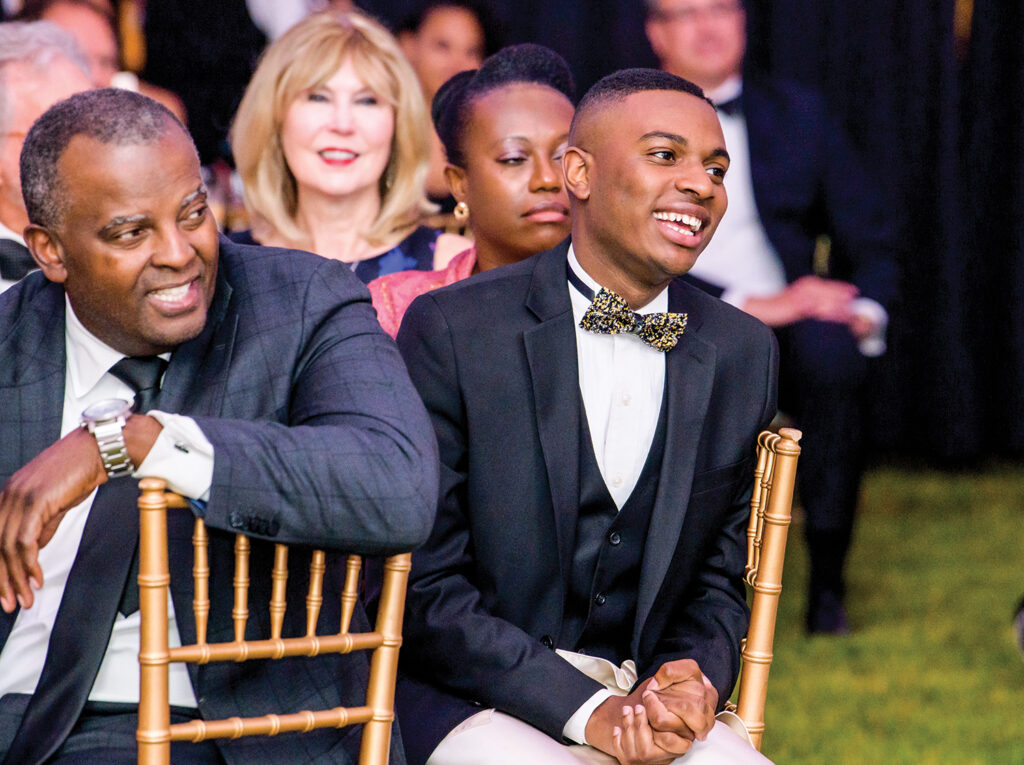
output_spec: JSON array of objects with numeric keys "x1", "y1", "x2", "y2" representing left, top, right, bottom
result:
[
  {"x1": 653, "y1": 211, "x2": 703, "y2": 232},
  {"x1": 151, "y1": 284, "x2": 189, "y2": 300},
  {"x1": 320, "y1": 149, "x2": 357, "y2": 160}
]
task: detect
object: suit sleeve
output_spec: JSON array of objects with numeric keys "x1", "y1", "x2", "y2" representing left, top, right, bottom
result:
[
  {"x1": 192, "y1": 259, "x2": 440, "y2": 556},
  {"x1": 396, "y1": 293, "x2": 604, "y2": 741},
  {"x1": 638, "y1": 329, "x2": 779, "y2": 705}
]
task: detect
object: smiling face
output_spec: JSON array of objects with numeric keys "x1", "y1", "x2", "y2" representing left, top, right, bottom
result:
[
  {"x1": 27, "y1": 123, "x2": 219, "y2": 356},
  {"x1": 449, "y1": 83, "x2": 574, "y2": 270},
  {"x1": 564, "y1": 88, "x2": 729, "y2": 304},
  {"x1": 279, "y1": 59, "x2": 396, "y2": 207}
]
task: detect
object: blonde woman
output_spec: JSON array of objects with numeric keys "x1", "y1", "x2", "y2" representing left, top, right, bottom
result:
[{"x1": 231, "y1": 11, "x2": 470, "y2": 282}]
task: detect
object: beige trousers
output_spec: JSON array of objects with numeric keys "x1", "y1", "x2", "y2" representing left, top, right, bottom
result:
[{"x1": 428, "y1": 653, "x2": 773, "y2": 765}]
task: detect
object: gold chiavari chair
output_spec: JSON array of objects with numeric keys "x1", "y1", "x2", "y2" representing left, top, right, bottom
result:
[
  {"x1": 727, "y1": 427, "x2": 802, "y2": 752},
  {"x1": 135, "y1": 478, "x2": 408, "y2": 765}
]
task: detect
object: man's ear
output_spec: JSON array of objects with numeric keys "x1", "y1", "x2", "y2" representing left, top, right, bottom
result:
[
  {"x1": 562, "y1": 146, "x2": 591, "y2": 201},
  {"x1": 444, "y1": 163, "x2": 468, "y2": 203},
  {"x1": 24, "y1": 225, "x2": 68, "y2": 284}
]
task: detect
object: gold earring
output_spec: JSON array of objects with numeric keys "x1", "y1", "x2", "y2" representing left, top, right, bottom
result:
[{"x1": 453, "y1": 201, "x2": 469, "y2": 223}]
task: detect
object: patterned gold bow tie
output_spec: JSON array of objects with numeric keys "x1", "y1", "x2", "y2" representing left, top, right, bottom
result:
[{"x1": 579, "y1": 287, "x2": 688, "y2": 352}]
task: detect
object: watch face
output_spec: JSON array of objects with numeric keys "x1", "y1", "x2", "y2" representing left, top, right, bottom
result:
[{"x1": 82, "y1": 398, "x2": 132, "y2": 421}]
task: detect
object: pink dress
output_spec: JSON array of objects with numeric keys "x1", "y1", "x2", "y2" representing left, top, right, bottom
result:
[{"x1": 368, "y1": 246, "x2": 477, "y2": 338}]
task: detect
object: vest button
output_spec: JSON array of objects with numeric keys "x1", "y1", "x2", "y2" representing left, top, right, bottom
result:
[
  {"x1": 608, "y1": 531, "x2": 621, "y2": 546},
  {"x1": 594, "y1": 593, "x2": 607, "y2": 606},
  {"x1": 541, "y1": 635, "x2": 554, "y2": 648}
]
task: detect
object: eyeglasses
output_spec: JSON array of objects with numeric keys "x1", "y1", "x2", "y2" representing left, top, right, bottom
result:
[{"x1": 652, "y1": 1, "x2": 742, "y2": 24}]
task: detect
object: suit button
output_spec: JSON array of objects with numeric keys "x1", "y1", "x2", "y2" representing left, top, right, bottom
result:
[
  {"x1": 541, "y1": 635, "x2": 554, "y2": 648},
  {"x1": 608, "y1": 531, "x2": 621, "y2": 546},
  {"x1": 594, "y1": 593, "x2": 607, "y2": 606}
]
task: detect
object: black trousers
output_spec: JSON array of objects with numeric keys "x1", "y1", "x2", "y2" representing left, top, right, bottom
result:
[{"x1": 776, "y1": 318, "x2": 870, "y2": 597}]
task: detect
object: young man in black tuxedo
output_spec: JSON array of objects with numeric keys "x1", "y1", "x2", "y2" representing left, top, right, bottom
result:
[{"x1": 396, "y1": 69, "x2": 777, "y2": 764}]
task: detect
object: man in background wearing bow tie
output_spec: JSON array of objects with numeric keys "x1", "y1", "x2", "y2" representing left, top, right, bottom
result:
[
  {"x1": 0, "y1": 21, "x2": 92, "y2": 293},
  {"x1": 645, "y1": 0, "x2": 899, "y2": 634},
  {"x1": 394, "y1": 68, "x2": 777, "y2": 765}
]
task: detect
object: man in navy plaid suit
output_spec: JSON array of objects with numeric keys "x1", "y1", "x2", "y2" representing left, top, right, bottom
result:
[{"x1": 0, "y1": 88, "x2": 438, "y2": 764}]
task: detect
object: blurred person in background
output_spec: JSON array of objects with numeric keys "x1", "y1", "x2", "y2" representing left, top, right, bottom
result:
[
  {"x1": 14, "y1": 0, "x2": 186, "y2": 122},
  {"x1": 0, "y1": 20, "x2": 91, "y2": 292},
  {"x1": 645, "y1": 0, "x2": 899, "y2": 634},
  {"x1": 369, "y1": 43, "x2": 574, "y2": 337},
  {"x1": 397, "y1": 0, "x2": 498, "y2": 205},
  {"x1": 231, "y1": 11, "x2": 470, "y2": 283}
]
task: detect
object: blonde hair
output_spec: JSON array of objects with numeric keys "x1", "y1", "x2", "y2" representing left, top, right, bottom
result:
[{"x1": 231, "y1": 11, "x2": 432, "y2": 248}]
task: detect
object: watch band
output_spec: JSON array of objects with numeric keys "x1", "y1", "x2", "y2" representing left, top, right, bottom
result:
[
  {"x1": 81, "y1": 399, "x2": 135, "y2": 478},
  {"x1": 90, "y1": 418, "x2": 134, "y2": 478}
]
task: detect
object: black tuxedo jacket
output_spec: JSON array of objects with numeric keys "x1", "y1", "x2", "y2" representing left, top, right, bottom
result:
[
  {"x1": 395, "y1": 242, "x2": 778, "y2": 741},
  {"x1": 691, "y1": 77, "x2": 898, "y2": 307},
  {"x1": 0, "y1": 237, "x2": 439, "y2": 764}
]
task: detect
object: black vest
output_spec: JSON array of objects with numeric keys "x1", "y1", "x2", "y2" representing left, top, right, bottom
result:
[{"x1": 559, "y1": 392, "x2": 668, "y2": 664}]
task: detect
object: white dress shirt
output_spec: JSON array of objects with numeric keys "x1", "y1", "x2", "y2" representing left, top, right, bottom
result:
[
  {"x1": 0, "y1": 297, "x2": 216, "y2": 707},
  {"x1": 561, "y1": 246, "x2": 669, "y2": 743}
]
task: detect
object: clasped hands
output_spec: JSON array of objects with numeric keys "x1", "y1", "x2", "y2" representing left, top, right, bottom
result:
[{"x1": 586, "y1": 658, "x2": 717, "y2": 765}]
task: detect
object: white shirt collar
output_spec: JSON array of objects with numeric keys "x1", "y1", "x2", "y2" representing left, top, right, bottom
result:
[
  {"x1": 706, "y1": 75, "x2": 743, "y2": 107},
  {"x1": 566, "y1": 243, "x2": 670, "y2": 314},
  {"x1": 64, "y1": 296, "x2": 171, "y2": 399},
  {"x1": 0, "y1": 219, "x2": 26, "y2": 246},
  {"x1": 65, "y1": 294, "x2": 130, "y2": 400}
]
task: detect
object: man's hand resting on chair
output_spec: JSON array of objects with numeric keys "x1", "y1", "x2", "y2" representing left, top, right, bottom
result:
[{"x1": 0, "y1": 415, "x2": 162, "y2": 613}]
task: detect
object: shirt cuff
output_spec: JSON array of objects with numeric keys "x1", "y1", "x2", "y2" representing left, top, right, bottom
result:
[
  {"x1": 850, "y1": 297, "x2": 889, "y2": 357},
  {"x1": 562, "y1": 689, "x2": 615, "y2": 745},
  {"x1": 134, "y1": 411, "x2": 214, "y2": 501}
]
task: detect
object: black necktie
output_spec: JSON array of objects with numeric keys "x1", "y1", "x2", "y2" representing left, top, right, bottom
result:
[
  {"x1": 0, "y1": 239, "x2": 34, "y2": 281},
  {"x1": 109, "y1": 355, "x2": 168, "y2": 414},
  {"x1": 108, "y1": 355, "x2": 167, "y2": 616},
  {"x1": 2, "y1": 477, "x2": 142, "y2": 765},
  {"x1": 569, "y1": 268, "x2": 688, "y2": 352}
]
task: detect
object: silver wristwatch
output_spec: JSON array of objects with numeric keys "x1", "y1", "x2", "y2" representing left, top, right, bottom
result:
[{"x1": 81, "y1": 398, "x2": 134, "y2": 478}]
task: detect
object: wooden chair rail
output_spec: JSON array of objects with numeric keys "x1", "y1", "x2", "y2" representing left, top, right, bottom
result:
[
  {"x1": 137, "y1": 478, "x2": 408, "y2": 765},
  {"x1": 164, "y1": 706, "x2": 378, "y2": 743}
]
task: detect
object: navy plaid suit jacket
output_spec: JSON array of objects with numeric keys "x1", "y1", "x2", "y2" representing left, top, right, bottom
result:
[{"x1": 0, "y1": 236, "x2": 438, "y2": 764}]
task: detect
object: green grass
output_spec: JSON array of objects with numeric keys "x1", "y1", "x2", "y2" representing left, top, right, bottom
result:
[{"x1": 758, "y1": 465, "x2": 1024, "y2": 764}]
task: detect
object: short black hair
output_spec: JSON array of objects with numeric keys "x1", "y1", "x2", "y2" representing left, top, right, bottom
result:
[
  {"x1": 21, "y1": 88, "x2": 191, "y2": 229},
  {"x1": 570, "y1": 68, "x2": 712, "y2": 141},
  {"x1": 432, "y1": 43, "x2": 575, "y2": 167},
  {"x1": 397, "y1": 0, "x2": 501, "y2": 56}
]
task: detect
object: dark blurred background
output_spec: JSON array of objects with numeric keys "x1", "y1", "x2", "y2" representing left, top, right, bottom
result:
[{"x1": 369, "y1": 0, "x2": 1024, "y2": 467}]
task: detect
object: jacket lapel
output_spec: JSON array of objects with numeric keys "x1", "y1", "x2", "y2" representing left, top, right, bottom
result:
[
  {"x1": 633, "y1": 280, "x2": 716, "y2": 646},
  {"x1": 0, "y1": 279, "x2": 67, "y2": 649},
  {"x1": 522, "y1": 244, "x2": 581, "y2": 581},
  {"x1": 157, "y1": 254, "x2": 236, "y2": 416}
]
